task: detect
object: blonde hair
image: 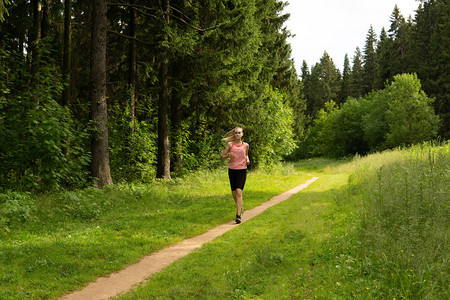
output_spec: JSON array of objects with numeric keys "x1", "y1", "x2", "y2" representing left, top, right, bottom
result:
[{"x1": 222, "y1": 127, "x2": 243, "y2": 142}]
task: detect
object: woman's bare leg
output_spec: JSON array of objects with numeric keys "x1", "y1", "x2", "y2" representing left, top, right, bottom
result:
[{"x1": 233, "y1": 189, "x2": 243, "y2": 216}]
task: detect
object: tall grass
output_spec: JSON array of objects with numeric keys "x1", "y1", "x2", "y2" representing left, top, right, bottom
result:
[{"x1": 350, "y1": 142, "x2": 449, "y2": 298}]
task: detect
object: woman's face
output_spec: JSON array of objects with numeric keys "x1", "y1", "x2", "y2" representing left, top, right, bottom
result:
[{"x1": 234, "y1": 128, "x2": 243, "y2": 140}]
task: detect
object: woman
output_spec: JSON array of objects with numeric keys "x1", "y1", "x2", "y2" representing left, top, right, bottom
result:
[{"x1": 221, "y1": 127, "x2": 250, "y2": 224}]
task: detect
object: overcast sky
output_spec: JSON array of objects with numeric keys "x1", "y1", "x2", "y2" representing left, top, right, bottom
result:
[{"x1": 283, "y1": 0, "x2": 420, "y2": 72}]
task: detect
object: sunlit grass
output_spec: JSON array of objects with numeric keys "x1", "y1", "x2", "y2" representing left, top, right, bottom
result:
[
  {"x1": 116, "y1": 143, "x2": 449, "y2": 299},
  {"x1": 116, "y1": 170, "x2": 350, "y2": 299},
  {"x1": 0, "y1": 166, "x2": 311, "y2": 299},
  {"x1": 1, "y1": 143, "x2": 448, "y2": 299}
]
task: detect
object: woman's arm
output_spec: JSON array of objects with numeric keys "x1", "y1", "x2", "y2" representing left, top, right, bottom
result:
[
  {"x1": 245, "y1": 143, "x2": 250, "y2": 165},
  {"x1": 221, "y1": 142, "x2": 232, "y2": 160}
]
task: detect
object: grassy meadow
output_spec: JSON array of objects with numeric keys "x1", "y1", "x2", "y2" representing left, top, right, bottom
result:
[
  {"x1": 0, "y1": 166, "x2": 311, "y2": 299},
  {"x1": 1, "y1": 143, "x2": 449, "y2": 299},
  {"x1": 116, "y1": 143, "x2": 449, "y2": 299}
]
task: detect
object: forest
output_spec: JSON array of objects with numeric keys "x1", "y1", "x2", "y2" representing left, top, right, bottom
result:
[{"x1": 0, "y1": 0, "x2": 449, "y2": 191}]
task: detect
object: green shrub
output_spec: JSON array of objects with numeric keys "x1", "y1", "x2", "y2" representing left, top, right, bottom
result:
[
  {"x1": 0, "y1": 192, "x2": 36, "y2": 231},
  {"x1": 0, "y1": 39, "x2": 90, "y2": 191},
  {"x1": 109, "y1": 101, "x2": 157, "y2": 183}
]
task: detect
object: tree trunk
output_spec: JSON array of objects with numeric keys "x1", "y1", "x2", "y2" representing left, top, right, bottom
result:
[
  {"x1": 157, "y1": 61, "x2": 171, "y2": 179},
  {"x1": 156, "y1": 0, "x2": 171, "y2": 179},
  {"x1": 171, "y1": 91, "x2": 183, "y2": 174},
  {"x1": 171, "y1": 67, "x2": 183, "y2": 174},
  {"x1": 31, "y1": 0, "x2": 41, "y2": 102},
  {"x1": 62, "y1": 0, "x2": 71, "y2": 107},
  {"x1": 128, "y1": 0, "x2": 137, "y2": 125},
  {"x1": 41, "y1": 0, "x2": 50, "y2": 39},
  {"x1": 90, "y1": 0, "x2": 113, "y2": 187}
]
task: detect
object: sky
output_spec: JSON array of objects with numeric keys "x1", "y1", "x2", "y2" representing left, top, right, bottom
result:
[{"x1": 283, "y1": 0, "x2": 420, "y2": 72}]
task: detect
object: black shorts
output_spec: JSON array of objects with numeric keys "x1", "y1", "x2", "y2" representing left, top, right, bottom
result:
[{"x1": 228, "y1": 168, "x2": 247, "y2": 191}]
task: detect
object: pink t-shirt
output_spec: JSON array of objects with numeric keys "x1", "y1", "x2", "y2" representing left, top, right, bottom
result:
[{"x1": 229, "y1": 141, "x2": 247, "y2": 170}]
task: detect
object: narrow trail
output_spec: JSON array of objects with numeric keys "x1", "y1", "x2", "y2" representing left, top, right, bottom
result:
[{"x1": 60, "y1": 176, "x2": 319, "y2": 300}]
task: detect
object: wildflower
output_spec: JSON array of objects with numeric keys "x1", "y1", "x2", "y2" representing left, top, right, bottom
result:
[
  {"x1": 411, "y1": 254, "x2": 414, "y2": 257},
  {"x1": 401, "y1": 250, "x2": 404, "y2": 253}
]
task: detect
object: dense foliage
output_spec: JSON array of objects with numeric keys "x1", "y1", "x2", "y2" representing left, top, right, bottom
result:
[
  {"x1": 294, "y1": 74, "x2": 440, "y2": 158},
  {"x1": 0, "y1": 0, "x2": 303, "y2": 189},
  {"x1": 0, "y1": 0, "x2": 448, "y2": 190}
]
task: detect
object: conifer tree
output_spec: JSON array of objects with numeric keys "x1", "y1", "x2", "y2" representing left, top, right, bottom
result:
[
  {"x1": 350, "y1": 47, "x2": 364, "y2": 97},
  {"x1": 90, "y1": 0, "x2": 113, "y2": 187},
  {"x1": 304, "y1": 52, "x2": 340, "y2": 120},
  {"x1": 301, "y1": 60, "x2": 309, "y2": 81},
  {"x1": 339, "y1": 53, "x2": 351, "y2": 103},
  {"x1": 375, "y1": 27, "x2": 392, "y2": 89},
  {"x1": 388, "y1": 5, "x2": 409, "y2": 76},
  {"x1": 0, "y1": 0, "x2": 10, "y2": 22},
  {"x1": 410, "y1": 0, "x2": 450, "y2": 138},
  {"x1": 362, "y1": 25, "x2": 377, "y2": 94}
]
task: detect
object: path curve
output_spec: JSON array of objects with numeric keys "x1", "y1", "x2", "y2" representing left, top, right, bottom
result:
[{"x1": 60, "y1": 176, "x2": 319, "y2": 300}]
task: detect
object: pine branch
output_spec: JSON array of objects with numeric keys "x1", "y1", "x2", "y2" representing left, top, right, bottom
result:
[
  {"x1": 107, "y1": 29, "x2": 155, "y2": 46},
  {"x1": 169, "y1": 5, "x2": 191, "y2": 21},
  {"x1": 168, "y1": 13, "x2": 216, "y2": 32},
  {"x1": 108, "y1": 2, "x2": 157, "y2": 12}
]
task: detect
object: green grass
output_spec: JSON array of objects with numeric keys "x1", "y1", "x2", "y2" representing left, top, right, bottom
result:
[
  {"x1": 115, "y1": 143, "x2": 449, "y2": 299},
  {"x1": 0, "y1": 165, "x2": 311, "y2": 299},
  {"x1": 1, "y1": 143, "x2": 448, "y2": 299},
  {"x1": 115, "y1": 166, "x2": 351, "y2": 299}
]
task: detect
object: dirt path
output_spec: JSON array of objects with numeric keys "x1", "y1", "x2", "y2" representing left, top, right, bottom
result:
[{"x1": 60, "y1": 176, "x2": 319, "y2": 300}]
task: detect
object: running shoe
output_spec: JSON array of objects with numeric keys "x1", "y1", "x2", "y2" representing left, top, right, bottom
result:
[{"x1": 235, "y1": 214, "x2": 241, "y2": 224}]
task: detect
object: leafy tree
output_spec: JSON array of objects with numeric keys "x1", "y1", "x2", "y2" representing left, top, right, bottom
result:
[
  {"x1": 384, "y1": 73, "x2": 440, "y2": 147},
  {"x1": 302, "y1": 73, "x2": 439, "y2": 158},
  {"x1": 362, "y1": 90, "x2": 390, "y2": 151},
  {"x1": 309, "y1": 99, "x2": 369, "y2": 158},
  {"x1": 242, "y1": 85, "x2": 296, "y2": 166}
]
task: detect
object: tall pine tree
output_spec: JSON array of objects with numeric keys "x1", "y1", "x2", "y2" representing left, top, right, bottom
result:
[
  {"x1": 362, "y1": 25, "x2": 377, "y2": 94},
  {"x1": 339, "y1": 53, "x2": 351, "y2": 103},
  {"x1": 376, "y1": 27, "x2": 392, "y2": 89},
  {"x1": 350, "y1": 47, "x2": 364, "y2": 97}
]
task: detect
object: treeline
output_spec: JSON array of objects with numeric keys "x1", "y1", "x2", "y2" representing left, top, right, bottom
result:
[
  {"x1": 0, "y1": 0, "x2": 304, "y2": 190},
  {"x1": 298, "y1": 74, "x2": 440, "y2": 158},
  {"x1": 0, "y1": 1, "x2": 448, "y2": 191},
  {"x1": 295, "y1": 2, "x2": 449, "y2": 158}
]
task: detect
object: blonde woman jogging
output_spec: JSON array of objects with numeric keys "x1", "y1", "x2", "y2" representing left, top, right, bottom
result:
[{"x1": 221, "y1": 127, "x2": 250, "y2": 224}]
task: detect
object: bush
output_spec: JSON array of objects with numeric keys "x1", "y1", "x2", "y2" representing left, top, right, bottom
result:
[
  {"x1": 58, "y1": 191, "x2": 103, "y2": 220},
  {"x1": 0, "y1": 192, "x2": 36, "y2": 231},
  {"x1": 0, "y1": 39, "x2": 90, "y2": 191},
  {"x1": 309, "y1": 99, "x2": 370, "y2": 158}
]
